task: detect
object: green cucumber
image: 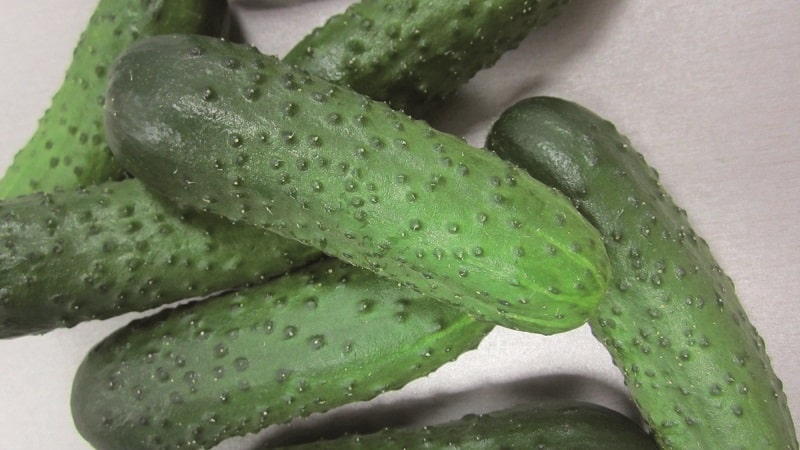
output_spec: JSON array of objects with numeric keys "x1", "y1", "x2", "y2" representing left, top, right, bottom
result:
[
  {"x1": 0, "y1": 179, "x2": 321, "y2": 338},
  {"x1": 2, "y1": 0, "x2": 568, "y2": 338},
  {"x1": 485, "y1": 96, "x2": 798, "y2": 449},
  {"x1": 271, "y1": 401, "x2": 657, "y2": 450},
  {"x1": 0, "y1": 0, "x2": 228, "y2": 198},
  {"x1": 284, "y1": 0, "x2": 571, "y2": 117},
  {"x1": 70, "y1": 258, "x2": 494, "y2": 450},
  {"x1": 104, "y1": 34, "x2": 610, "y2": 334}
]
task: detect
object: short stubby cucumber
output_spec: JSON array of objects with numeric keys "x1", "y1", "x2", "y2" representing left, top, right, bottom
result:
[
  {"x1": 272, "y1": 401, "x2": 658, "y2": 450},
  {"x1": 0, "y1": 0, "x2": 572, "y2": 338},
  {"x1": 485, "y1": 97, "x2": 797, "y2": 449},
  {"x1": 104, "y1": 34, "x2": 610, "y2": 334},
  {"x1": 0, "y1": 0, "x2": 228, "y2": 198},
  {"x1": 284, "y1": 0, "x2": 571, "y2": 116},
  {"x1": 0, "y1": 179, "x2": 321, "y2": 338},
  {"x1": 70, "y1": 258, "x2": 494, "y2": 450}
]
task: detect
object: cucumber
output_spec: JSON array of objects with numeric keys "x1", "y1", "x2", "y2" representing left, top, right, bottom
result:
[
  {"x1": 283, "y1": 0, "x2": 571, "y2": 117},
  {"x1": 70, "y1": 258, "x2": 494, "y2": 450},
  {"x1": 270, "y1": 401, "x2": 658, "y2": 450},
  {"x1": 0, "y1": 179, "x2": 321, "y2": 338},
  {"x1": 485, "y1": 96, "x2": 798, "y2": 449},
  {"x1": 104, "y1": 34, "x2": 610, "y2": 335},
  {"x1": 1, "y1": 0, "x2": 569, "y2": 338},
  {"x1": 0, "y1": 0, "x2": 228, "y2": 199}
]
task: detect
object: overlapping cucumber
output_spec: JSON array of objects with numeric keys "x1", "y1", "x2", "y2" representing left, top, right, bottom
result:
[
  {"x1": 0, "y1": 0, "x2": 228, "y2": 198},
  {"x1": 0, "y1": 179, "x2": 320, "y2": 338},
  {"x1": 1, "y1": 0, "x2": 573, "y2": 338},
  {"x1": 71, "y1": 258, "x2": 493, "y2": 450},
  {"x1": 104, "y1": 34, "x2": 610, "y2": 334},
  {"x1": 284, "y1": 0, "x2": 571, "y2": 116},
  {"x1": 485, "y1": 96, "x2": 797, "y2": 449}
]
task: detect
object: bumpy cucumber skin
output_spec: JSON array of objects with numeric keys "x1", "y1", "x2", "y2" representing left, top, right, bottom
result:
[
  {"x1": 0, "y1": 0, "x2": 227, "y2": 198},
  {"x1": 0, "y1": 179, "x2": 321, "y2": 338},
  {"x1": 71, "y1": 258, "x2": 493, "y2": 450},
  {"x1": 283, "y1": 0, "x2": 570, "y2": 117},
  {"x1": 272, "y1": 401, "x2": 657, "y2": 450},
  {"x1": 1, "y1": 0, "x2": 573, "y2": 339},
  {"x1": 486, "y1": 97, "x2": 797, "y2": 449},
  {"x1": 104, "y1": 34, "x2": 610, "y2": 335}
]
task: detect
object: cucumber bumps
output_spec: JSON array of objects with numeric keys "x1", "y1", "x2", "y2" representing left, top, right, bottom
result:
[
  {"x1": 486, "y1": 97, "x2": 797, "y2": 449},
  {"x1": 0, "y1": 179, "x2": 320, "y2": 338},
  {"x1": 284, "y1": 0, "x2": 571, "y2": 116},
  {"x1": 272, "y1": 402, "x2": 657, "y2": 450},
  {"x1": 104, "y1": 35, "x2": 610, "y2": 334},
  {"x1": 0, "y1": 0, "x2": 227, "y2": 198},
  {"x1": 1, "y1": 0, "x2": 573, "y2": 338},
  {"x1": 71, "y1": 258, "x2": 493, "y2": 450}
]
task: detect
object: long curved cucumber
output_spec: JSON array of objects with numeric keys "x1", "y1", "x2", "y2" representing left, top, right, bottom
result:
[
  {"x1": 1, "y1": 0, "x2": 570, "y2": 338},
  {"x1": 70, "y1": 258, "x2": 494, "y2": 450},
  {"x1": 0, "y1": 179, "x2": 321, "y2": 338},
  {"x1": 485, "y1": 96, "x2": 797, "y2": 449},
  {"x1": 271, "y1": 401, "x2": 658, "y2": 450},
  {"x1": 104, "y1": 34, "x2": 610, "y2": 334},
  {"x1": 0, "y1": 0, "x2": 228, "y2": 198},
  {"x1": 284, "y1": 0, "x2": 571, "y2": 117}
]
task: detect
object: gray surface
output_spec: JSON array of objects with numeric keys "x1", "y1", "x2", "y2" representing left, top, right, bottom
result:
[{"x1": 0, "y1": 1, "x2": 798, "y2": 448}]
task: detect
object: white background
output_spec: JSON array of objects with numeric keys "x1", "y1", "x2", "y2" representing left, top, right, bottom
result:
[{"x1": 1, "y1": 1, "x2": 799, "y2": 448}]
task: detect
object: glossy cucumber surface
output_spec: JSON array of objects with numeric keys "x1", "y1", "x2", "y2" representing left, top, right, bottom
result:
[
  {"x1": 486, "y1": 96, "x2": 798, "y2": 449},
  {"x1": 0, "y1": 0, "x2": 227, "y2": 198},
  {"x1": 1, "y1": 0, "x2": 568, "y2": 338},
  {"x1": 104, "y1": 34, "x2": 610, "y2": 334},
  {"x1": 0, "y1": 179, "x2": 320, "y2": 338},
  {"x1": 284, "y1": 0, "x2": 571, "y2": 117},
  {"x1": 71, "y1": 258, "x2": 493, "y2": 450}
]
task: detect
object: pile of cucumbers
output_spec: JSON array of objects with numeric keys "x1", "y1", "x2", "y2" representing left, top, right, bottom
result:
[{"x1": 0, "y1": 1, "x2": 796, "y2": 449}]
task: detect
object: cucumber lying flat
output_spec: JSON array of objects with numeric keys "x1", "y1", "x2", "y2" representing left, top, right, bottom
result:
[
  {"x1": 485, "y1": 96, "x2": 798, "y2": 449},
  {"x1": 0, "y1": 179, "x2": 320, "y2": 338},
  {"x1": 70, "y1": 258, "x2": 493, "y2": 450},
  {"x1": 270, "y1": 401, "x2": 657, "y2": 450},
  {"x1": 0, "y1": 0, "x2": 227, "y2": 198},
  {"x1": 284, "y1": 0, "x2": 571, "y2": 116},
  {"x1": 2, "y1": 0, "x2": 569, "y2": 338},
  {"x1": 104, "y1": 34, "x2": 610, "y2": 334}
]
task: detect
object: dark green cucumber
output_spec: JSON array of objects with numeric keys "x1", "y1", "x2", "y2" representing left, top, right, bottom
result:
[
  {"x1": 485, "y1": 97, "x2": 797, "y2": 449},
  {"x1": 2, "y1": 0, "x2": 568, "y2": 338},
  {"x1": 0, "y1": 0, "x2": 227, "y2": 198},
  {"x1": 283, "y1": 0, "x2": 571, "y2": 117},
  {"x1": 104, "y1": 34, "x2": 610, "y2": 334},
  {"x1": 0, "y1": 179, "x2": 321, "y2": 338},
  {"x1": 71, "y1": 258, "x2": 493, "y2": 450},
  {"x1": 271, "y1": 401, "x2": 657, "y2": 450}
]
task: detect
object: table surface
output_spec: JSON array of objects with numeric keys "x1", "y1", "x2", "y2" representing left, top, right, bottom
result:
[{"x1": 1, "y1": 1, "x2": 798, "y2": 448}]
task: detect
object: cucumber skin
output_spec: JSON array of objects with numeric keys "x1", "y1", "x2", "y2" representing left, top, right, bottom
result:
[
  {"x1": 271, "y1": 401, "x2": 657, "y2": 450},
  {"x1": 284, "y1": 0, "x2": 570, "y2": 117},
  {"x1": 485, "y1": 97, "x2": 797, "y2": 449},
  {"x1": 104, "y1": 34, "x2": 610, "y2": 335},
  {"x1": 1, "y1": 0, "x2": 567, "y2": 338},
  {"x1": 0, "y1": 179, "x2": 321, "y2": 338},
  {"x1": 70, "y1": 258, "x2": 493, "y2": 450},
  {"x1": 0, "y1": 0, "x2": 228, "y2": 199}
]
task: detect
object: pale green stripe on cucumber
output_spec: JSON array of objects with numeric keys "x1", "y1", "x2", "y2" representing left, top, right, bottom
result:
[
  {"x1": 284, "y1": 0, "x2": 571, "y2": 117},
  {"x1": 485, "y1": 96, "x2": 797, "y2": 450},
  {"x1": 0, "y1": 0, "x2": 228, "y2": 199},
  {"x1": 104, "y1": 34, "x2": 610, "y2": 335},
  {"x1": 0, "y1": 179, "x2": 321, "y2": 338},
  {"x1": 2, "y1": 0, "x2": 570, "y2": 338},
  {"x1": 70, "y1": 258, "x2": 494, "y2": 450},
  {"x1": 270, "y1": 401, "x2": 658, "y2": 450}
]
